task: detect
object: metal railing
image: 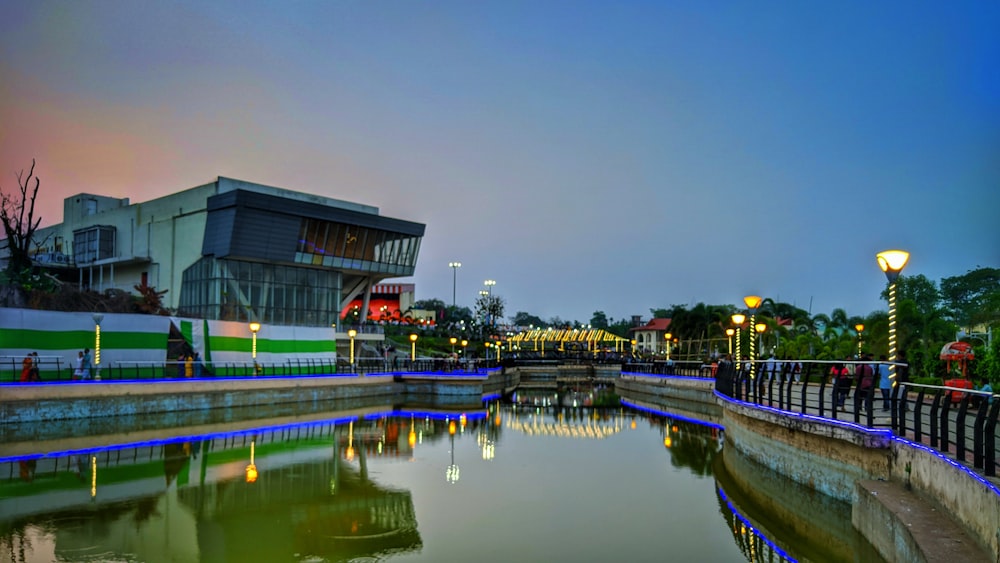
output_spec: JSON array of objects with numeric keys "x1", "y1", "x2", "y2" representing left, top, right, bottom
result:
[{"x1": 712, "y1": 359, "x2": 1000, "y2": 478}]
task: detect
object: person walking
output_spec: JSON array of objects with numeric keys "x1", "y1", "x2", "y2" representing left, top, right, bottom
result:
[
  {"x1": 81, "y1": 348, "x2": 92, "y2": 380},
  {"x1": 854, "y1": 354, "x2": 875, "y2": 414},
  {"x1": 73, "y1": 351, "x2": 84, "y2": 380},
  {"x1": 20, "y1": 353, "x2": 33, "y2": 382},
  {"x1": 877, "y1": 354, "x2": 892, "y2": 411},
  {"x1": 831, "y1": 360, "x2": 851, "y2": 411}
]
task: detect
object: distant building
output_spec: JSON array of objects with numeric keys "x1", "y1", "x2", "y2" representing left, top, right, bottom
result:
[
  {"x1": 23, "y1": 177, "x2": 425, "y2": 327},
  {"x1": 630, "y1": 318, "x2": 673, "y2": 354}
]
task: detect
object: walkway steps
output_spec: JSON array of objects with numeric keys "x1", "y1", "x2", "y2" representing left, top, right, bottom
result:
[{"x1": 855, "y1": 480, "x2": 990, "y2": 562}]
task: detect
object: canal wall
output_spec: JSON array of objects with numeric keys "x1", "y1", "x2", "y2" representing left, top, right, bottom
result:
[{"x1": 614, "y1": 373, "x2": 997, "y2": 561}]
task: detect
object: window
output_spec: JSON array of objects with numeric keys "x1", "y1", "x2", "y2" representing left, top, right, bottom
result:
[{"x1": 72, "y1": 226, "x2": 116, "y2": 263}]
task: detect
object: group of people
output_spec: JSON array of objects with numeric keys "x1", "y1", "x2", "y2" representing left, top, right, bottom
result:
[
  {"x1": 73, "y1": 348, "x2": 94, "y2": 380},
  {"x1": 176, "y1": 352, "x2": 203, "y2": 377},
  {"x1": 830, "y1": 353, "x2": 904, "y2": 413}
]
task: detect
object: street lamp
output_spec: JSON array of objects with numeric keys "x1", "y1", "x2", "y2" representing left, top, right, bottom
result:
[
  {"x1": 726, "y1": 328, "x2": 735, "y2": 356},
  {"x1": 348, "y1": 329, "x2": 357, "y2": 366},
  {"x1": 461, "y1": 339, "x2": 468, "y2": 364},
  {"x1": 92, "y1": 313, "x2": 104, "y2": 379},
  {"x1": 249, "y1": 322, "x2": 261, "y2": 360},
  {"x1": 731, "y1": 313, "x2": 746, "y2": 371},
  {"x1": 664, "y1": 332, "x2": 672, "y2": 361},
  {"x1": 855, "y1": 323, "x2": 865, "y2": 357},
  {"x1": 484, "y1": 279, "x2": 496, "y2": 295},
  {"x1": 409, "y1": 333, "x2": 418, "y2": 362},
  {"x1": 755, "y1": 323, "x2": 767, "y2": 356},
  {"x1": 877, "y1": 249, "x2": 910, "y2": 386},
  {"x1": 449, "y1": 262, "x2": 462, "y2": 308},
  {"x1": 743, "y1": 296, "x2": 762, "y2": 379}
]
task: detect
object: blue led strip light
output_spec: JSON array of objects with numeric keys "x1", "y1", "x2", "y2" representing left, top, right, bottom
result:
[
  {"x1": 621, "y1": 399, "x2": 725, "y2": 431},
  {"x1": 716, "y1": 485, "x2": 799, "y2": 563}
]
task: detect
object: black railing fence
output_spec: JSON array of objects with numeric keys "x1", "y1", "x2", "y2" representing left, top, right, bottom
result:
[{"x1": 713, "y1": 359, "x2": 1000, "y2": 478}]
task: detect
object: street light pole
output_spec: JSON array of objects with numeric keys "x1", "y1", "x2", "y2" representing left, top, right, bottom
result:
[
  {"x1": 743, "y1": 296, "x2": 762, "y2": 380},
  {"x1": 855, "y1": 323, "x2": 865, "y2": 358},
  {"x1": 731, "y1": 314, "x2": 745, "y2": 372},
  {"x1": 249, "y1": 322, "x2": 261, "y2": 375},
  {"x1": 449, "y1": 262, "x2": 462, "y2": 308},
  {"x1": 877, "y1": 250, "x2": 910, "y2": 386}
]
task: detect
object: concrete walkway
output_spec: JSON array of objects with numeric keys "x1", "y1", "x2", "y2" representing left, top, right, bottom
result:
[{"x1": 856, "y1": 480, "x2": 991, "y2": 562}]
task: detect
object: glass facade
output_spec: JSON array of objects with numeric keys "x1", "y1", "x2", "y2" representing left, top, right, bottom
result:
[
  {"x1": 178, "y1": 257, "x2": 342, "y2": 326},
  {"x1": 73, "y1": 226, "x2": 116, "y2": 264},
  {"x1": 294, "y1": 219, "x2": 420, "y2": 276}
]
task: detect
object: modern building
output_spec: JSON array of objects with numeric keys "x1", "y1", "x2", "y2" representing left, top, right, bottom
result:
[{"x1": 27, "y1": 177, "x2": 425, "y2": 327}]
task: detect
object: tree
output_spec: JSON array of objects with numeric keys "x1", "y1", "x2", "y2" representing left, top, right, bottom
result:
[
  {"x1": 590, "y1": 311, "x2": 609, "y2": 329},
  {"x1": 940, "y1": 267, "x2": 1000, "y2": 329},
  {"x1": 512, "y1": 311, "x2": 545, "y2": 328},
  {"x1": 1, "y1": 159, "x2": 44, "y2": 283},
  {"x1": 474, "y1": 293, "x2": 505, "y2": 336}
]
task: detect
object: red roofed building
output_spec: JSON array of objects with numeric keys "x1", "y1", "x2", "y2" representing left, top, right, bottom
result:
[{"x1": 630, "y1": 318, "x2": 672, "y2": 355}]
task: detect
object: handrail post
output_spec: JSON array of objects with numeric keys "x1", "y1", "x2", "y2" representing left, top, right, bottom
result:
[{"x1": 929, "y1": 390, "x2": 943, "y2": 449}]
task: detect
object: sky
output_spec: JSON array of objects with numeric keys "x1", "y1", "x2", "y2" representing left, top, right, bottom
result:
[{"x1": 1, "y1": 1, "x2": 998, "y2": 324}]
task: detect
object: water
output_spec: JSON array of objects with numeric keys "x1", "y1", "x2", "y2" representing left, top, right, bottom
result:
[{"x1": 0, "y1": 396, "x2": 884, "y2": 562}]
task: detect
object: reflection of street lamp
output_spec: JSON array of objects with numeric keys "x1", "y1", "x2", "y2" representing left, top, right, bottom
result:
[
  {"x1": 446, "y1": 419, "x2": 459, "y2": 483},
  {"x1": 245, "y1": 439, "x2": 258, "y2": 483},
  {"x1": 449, "y1": 262, "x2": 462, "y2": 308},
  {"x1": 731, "y1": 314, "x2": 745, "y2": 371},
  {"x1": 409, "y1": 333, "x2": 418, "y2": 362},
  {"x1": 348, "y1": 329, "x2": 357, "y2": 366},
  {"x1": 877, "y1": 249, "x2": 910, "y2": 386},
  {"x1": 855, "y1": 323, "x2": 865, "y2": 357},
  {"x1": 743, "y1": 296, "x2": 762, "y2": 379},
  {"x1": 92, "y1": 313, "x2": 104, "y2": 379},
  {"x1": 346, "y1": 420, "x2": 355, "y2": 461},
  {"x1": 664, "y1": 332, "x2": 672, "y2": 360}
]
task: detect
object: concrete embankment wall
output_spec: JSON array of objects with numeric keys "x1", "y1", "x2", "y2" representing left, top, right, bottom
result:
[{"x1": 620, "y1": 374, "x2": 998, "y2": 561}]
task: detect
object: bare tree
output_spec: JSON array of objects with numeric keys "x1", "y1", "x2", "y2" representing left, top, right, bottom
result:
[{"x1": 1, "y1": 159, "x2": 43, "y2": 279}]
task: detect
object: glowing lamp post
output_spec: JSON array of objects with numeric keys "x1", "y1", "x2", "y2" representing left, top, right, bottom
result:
[
  {"x1": 726, "y1": 328, "x2": 735, "y2": 356},
  {"x1": 877, "y1": 249, "x2": 910, "y2": 386},
  {"x1": 450, "y1": 336, "x2": 458, "y2": 355},
  {"x1": 483, "y1": 279, "x2": 496, "y2": 295},
  {"x1": 755, "y1": 323, "x2": 767, "y2": 355},
  {"x1": 249, "y1": 322, "x2": 261, "y2": 374},
  {"x1": 92, "y1": 313, "x2": 104, "y2": 379},
  {"x1": 855, "y1": 324, "x2": 865, "y2": 357},
  {"x1": 664, "y1": 333, "x2": 672, "y2": 360},
  {"x1": 461, "y1": 339, "x2": 468, "y2": 362},
  {"x1": 409, "y1": 333, "x2": 418, "y2": 362},
  {"x1": 449, "y1": 261, "x2": 462, "y2": 308},
  {"x1": 731, "y1": 314, "x2": 746, "y2": 371},
  {"x1": 348, "y1": 329, "x2": 357, "y2": 366},
  {"x1": 743, "y1": 296, "x2": 762, "y2": 379}
]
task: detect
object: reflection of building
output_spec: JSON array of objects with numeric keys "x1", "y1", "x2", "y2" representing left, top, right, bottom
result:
[
  {"x1": 0, "y1": 420, "x2": 423, "y2": 562},
  {"x1": 27, "y1": 177, "x2": 425, "y2": 327},
  {"x1": 506, "y1": 411, "x2": 624, "y2": 439}
]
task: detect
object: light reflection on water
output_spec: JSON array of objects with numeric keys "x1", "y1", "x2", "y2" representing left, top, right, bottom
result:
[{"x1": 0, "y1": 399, "x2": 881, "y2": 562}]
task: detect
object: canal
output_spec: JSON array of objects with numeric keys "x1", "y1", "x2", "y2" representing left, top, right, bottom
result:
[{"x1": 0, "y1": 393, "x2": 884, "y2": 562}]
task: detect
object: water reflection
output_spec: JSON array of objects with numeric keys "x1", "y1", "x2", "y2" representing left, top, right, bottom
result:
[
  {"x1": 1, "y1": 400, "x2": 884, "y2": 562},
  {"x1": 0, "y1": 412, "x2": 492, "y2": 563}
]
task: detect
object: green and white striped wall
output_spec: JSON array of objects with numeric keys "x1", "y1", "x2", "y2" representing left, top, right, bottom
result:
[{"x1": 1, "y1": 308, "x2": 337, "y2": 378}]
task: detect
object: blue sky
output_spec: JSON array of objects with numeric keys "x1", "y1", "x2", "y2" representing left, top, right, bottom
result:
[{"x1": 1, "y1": 1, "x2": 997, "y2": 324}]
